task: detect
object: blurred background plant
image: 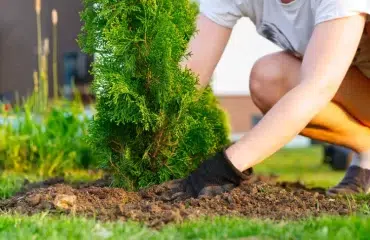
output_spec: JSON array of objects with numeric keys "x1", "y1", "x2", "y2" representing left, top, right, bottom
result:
[
  {"x1": 0, "y1": 89, "x2": 97, "y2": 177},
  {"x1": 0, "y1": 0, "x2": 98, "y2": 177}
]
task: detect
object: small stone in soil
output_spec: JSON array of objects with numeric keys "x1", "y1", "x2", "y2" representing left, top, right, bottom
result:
[
  {"x1": 53, "y1": 194, "x2": 76, "y2": 210},
  {"x1": 25, "y1": 194, "x2": 41, "y2": 206}
]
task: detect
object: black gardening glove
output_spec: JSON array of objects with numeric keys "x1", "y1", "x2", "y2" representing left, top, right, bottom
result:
[{"x1": 159, "y1": 150, "x2": 253, "y2": 201}]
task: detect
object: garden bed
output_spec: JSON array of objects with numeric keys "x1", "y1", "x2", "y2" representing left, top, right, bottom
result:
[{"x1": 0, "y1": 175, "x2": 355, "y2": 229}]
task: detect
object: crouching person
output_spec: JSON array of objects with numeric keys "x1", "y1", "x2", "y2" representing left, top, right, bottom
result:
[{"x1": 163, "y1": 0, "x2": 370, "y2": 199}]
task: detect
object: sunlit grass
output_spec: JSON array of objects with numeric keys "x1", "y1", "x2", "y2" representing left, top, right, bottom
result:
[
  {"x1": 255, "y1": 146, "x2": 344, "y2": 188},
  {"x1": 0, "y1": 214, "x2": 368, "y2": 240},
  {"x1": 0, "y1": 170, "x2": 103, "y2": 200},
  {"x1": 0, "y1": 172, "x2": 40, "y2": 199}
]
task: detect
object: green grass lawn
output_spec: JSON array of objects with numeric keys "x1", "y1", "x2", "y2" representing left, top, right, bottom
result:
[
  {"x1": 0, "y1": 173, "x2": 38, "y2": 199},
  {"x1": 0, "y1": 170, "x2": 103, "y2": 200},
  {"x1": 0, "y1": 214, "x2": 368, "y2": 240},
  {"x1": 0, "y1": 146, "x2": 368, "y2": 239},
  {"x1": 255, "y1": 146, "x2": 345, "y2": 189}
]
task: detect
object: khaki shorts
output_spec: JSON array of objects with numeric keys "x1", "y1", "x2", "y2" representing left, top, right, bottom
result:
[{"x1": 352, "y1": 17, "x2": 370, "y2": 78}]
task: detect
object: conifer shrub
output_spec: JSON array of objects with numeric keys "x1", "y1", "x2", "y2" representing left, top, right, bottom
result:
[{"x1": 79, "y1": 0, "x2": 230, "y2": 190}]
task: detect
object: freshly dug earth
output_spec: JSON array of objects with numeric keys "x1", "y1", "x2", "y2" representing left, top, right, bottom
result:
[{"x1": 0, "y1": 176, "x2": 357, "y2": 228}]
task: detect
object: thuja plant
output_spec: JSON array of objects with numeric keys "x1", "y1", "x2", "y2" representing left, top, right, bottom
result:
[{"x1": 79, "y1": 0, "x2": 230, "y2": 190}]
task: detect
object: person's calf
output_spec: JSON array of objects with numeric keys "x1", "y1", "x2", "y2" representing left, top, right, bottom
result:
[
  {"x1": 327, "y1": 151, "x2": 370, "y2": 196},
  {"x1": 351, "y1": 150, "x2": 370, "y2": 170}
]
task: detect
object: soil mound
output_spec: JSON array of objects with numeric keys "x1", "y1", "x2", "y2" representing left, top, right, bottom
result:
[{"x1": 0, "y1": 176, "x2": 355, "y2": 228}]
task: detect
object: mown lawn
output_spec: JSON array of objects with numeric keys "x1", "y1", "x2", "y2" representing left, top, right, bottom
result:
[
  {"x1": 0, "y1": 214, "x2": 369, "y2": 240},
  {"x1": 0, "y1": 146, "x2": 368, "y2": 239},
  {"x1": 255, "y1": 146, "x2": 344, "y2": 188}
]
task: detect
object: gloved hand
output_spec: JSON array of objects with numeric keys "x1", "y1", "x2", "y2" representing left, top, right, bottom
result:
[{"x1": 159, "y1": 150, "x2": 253, "y2": 201}]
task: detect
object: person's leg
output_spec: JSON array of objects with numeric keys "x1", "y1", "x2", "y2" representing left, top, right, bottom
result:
[{"x1": 249, "y1": 51, "x2": 370, "y2": 194}]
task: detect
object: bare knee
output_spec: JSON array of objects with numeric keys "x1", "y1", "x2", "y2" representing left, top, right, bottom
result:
[{"x1": 250, "y1": 52, "x2": 298, "y2": 113}]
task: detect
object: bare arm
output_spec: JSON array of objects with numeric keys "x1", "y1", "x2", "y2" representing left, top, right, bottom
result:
[
  {"x1": 181, "y1": 14, "x2": 232, "y2": 87},
  {"x1": 226, "y1": 14, "x2": 367, "y2": 171}
]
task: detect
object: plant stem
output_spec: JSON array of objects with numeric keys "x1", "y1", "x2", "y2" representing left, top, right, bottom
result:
[
  {"x1": 36, "y1": 11, "x2": 43, "y2": 111},
  {"x1": 33, "y1": 71, "x2": 39, "y2": 111},
  {"x1": 41, "y1": 53, "x2": 48, "y2": 108},
  {"x1": 53, "y1": 23, "x2": 58, "y2": 100}
]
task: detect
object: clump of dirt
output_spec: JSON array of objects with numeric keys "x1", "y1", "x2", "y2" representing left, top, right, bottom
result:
[{"x1": 0, "y1": 175, "x2": 356, "y2": 228}]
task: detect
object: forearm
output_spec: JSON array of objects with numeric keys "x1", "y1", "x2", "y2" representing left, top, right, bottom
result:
[{"x1": 227, "y1": 82, "x2": 334, "y2": 170}]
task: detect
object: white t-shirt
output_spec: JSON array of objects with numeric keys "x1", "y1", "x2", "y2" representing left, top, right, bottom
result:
[{"x1": 200, "y1": 0, "x2": 370, "y2": 58}]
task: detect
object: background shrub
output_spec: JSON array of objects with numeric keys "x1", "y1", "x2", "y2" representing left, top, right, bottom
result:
[{"x1": 0, "y1": 97, "x2": 97, "y2": 177}]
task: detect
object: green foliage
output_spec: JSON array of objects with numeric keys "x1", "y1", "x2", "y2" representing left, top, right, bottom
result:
[
  {"x1": 0, "y1": 214, "x2": 369, "y2": 240},
  {"x1": 79, "y1": 0, "x2": 230, "y2": 190},
  {"x1": 0, "y1": 173, "x2": 39, "y2": 200},
  {"x1": 0, "y1": 96, "x2": 98, "y2": 177}
]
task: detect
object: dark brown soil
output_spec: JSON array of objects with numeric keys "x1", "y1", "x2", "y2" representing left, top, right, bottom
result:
[{"x1": 0, "y1": 175, "x2": 357, "y2": 228}]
